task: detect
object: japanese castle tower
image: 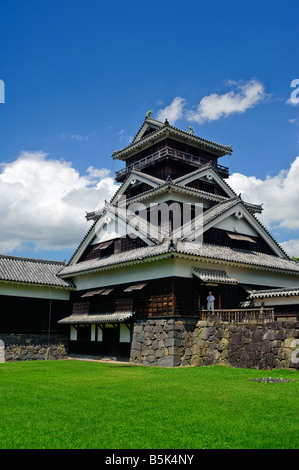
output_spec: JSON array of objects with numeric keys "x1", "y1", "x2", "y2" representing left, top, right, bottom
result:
[{"x1": 57, "y1": 115, "x2": 299, "y2": 364}]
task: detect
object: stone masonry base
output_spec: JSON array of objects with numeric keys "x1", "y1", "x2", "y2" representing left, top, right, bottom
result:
[
  {"x1": 1, "y1": 320, "x2": 298, "y2": 370},
  {"x1": 130, "y1": 318, "x2": 299, "y2": 370},
  {"x1": 0, "y1": 333, "x2": 68, "y2": 362}
]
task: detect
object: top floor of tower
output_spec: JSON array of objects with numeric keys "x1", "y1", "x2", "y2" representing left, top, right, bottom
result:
[{"x1": 112, "y1": 114, "x2": 232, "y2": 183}]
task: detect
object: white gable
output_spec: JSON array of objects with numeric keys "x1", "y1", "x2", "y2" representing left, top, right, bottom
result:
[
  {"x1": 213, "y1": 213, "x2": 259, "y2": 237},
  {"x1": 131, "y1": 118, "x2": 164, "y2": 144},
  {"x1": 175, "y1": 166, "x2": 236, "y2": 198},
  {"x1": 205, "y1": 202, "x2": 286, "y2": 258},
  {"x1": 111, "y1": 170, "x2": 163, "y2": 205},
  {"x1": 90, "y1": 211, "x2": 129, "y2": 245}
]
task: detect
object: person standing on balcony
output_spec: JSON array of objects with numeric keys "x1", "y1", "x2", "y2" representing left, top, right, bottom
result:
[{"x1": 207, "y1": 292, "x2": 215, "y2": 311}]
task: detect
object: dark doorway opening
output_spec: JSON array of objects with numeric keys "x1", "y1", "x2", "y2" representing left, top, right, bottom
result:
[{"x1": 103, "y1": 325, "x2": 119, "y2": 356}]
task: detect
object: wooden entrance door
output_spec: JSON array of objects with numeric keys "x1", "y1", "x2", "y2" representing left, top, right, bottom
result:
[{"x1": 103, "y1": 325, "x2": 119, "y2": 356}]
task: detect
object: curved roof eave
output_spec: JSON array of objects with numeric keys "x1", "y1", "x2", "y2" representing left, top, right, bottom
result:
[{"x1": 112, "y1": 125, "x2": 232, "y2": 160}]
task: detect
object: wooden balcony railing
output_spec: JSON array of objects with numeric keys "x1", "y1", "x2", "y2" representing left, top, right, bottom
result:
[
  {"x1": 115, "y1": 146, "x2": 229, "y2": 179},
  {"x1": 198, "y1": 308, "x2": 275, "y2": 323}
]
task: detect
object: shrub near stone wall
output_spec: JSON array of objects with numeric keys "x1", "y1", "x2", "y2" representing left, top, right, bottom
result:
[
  {"x1": 0, "y1": 333, "x2": 68, "y2": 362},
  {"x1": 191, "y1": 320, "x2": 299, "y2": 370}
]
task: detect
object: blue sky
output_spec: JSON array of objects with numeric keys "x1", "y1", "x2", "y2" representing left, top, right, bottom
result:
[{"x1": 0, "y1": 0, "x2": 298, "y2": 261}]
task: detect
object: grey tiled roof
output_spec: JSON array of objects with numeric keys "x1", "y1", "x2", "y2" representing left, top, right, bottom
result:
[
  {"x1": 0, "y1": 254, "x2": 74, "y2": 288},
  {"x1": 192, "y1": 267, "x2": 238, "y2": 284},
  {"x1": 122, "y1": 180, "x2": 227, "y2": 206},
  {"x1": 59, "y1": 239, "x2": 299, "y2": 279},
  {"x1": 67, "y1": 219, "x2": 97, "y2": 264},
  {"x1": 107, "y1": 170, "x2": 164, "y2": 208},
  {"x1": 105, "y1": 202, "x2": 168, "y2": 244},
  {"x1": 111, "y1": 171, "x2": 262, "y2": 217},
  {"x1": 58, "y1": 311, "x2": 135, "y2": 324},
  {"x1": 173, "y1": 167, "x2": 262, "y2": 214},
  {"x1": 59, "y1": 242, "x2": 172, "y2": 277},
  {"x1": 177, "y1": 196, "x2": 285, "y2": 257},
  {"x1": 202, "y1": 196, "x2": 240, "y2": 226},
  {"x1": 249, "y1": 286, "x2": 299, "y2": 299},
  {"x1": 173, "y1": 163, "x2": 215, "y2": 184},
  {"x1": 177, "y1": 241, "x2": 299, "y2": 274},
  {"x1": 174, "y1": 196, "x2": 240, "y2": 241},
  {"x1": 112, "y1": 118, "x2": 232, "y2": 159},
  {"x1": 131, "y1": 169, "x2": 165, "y2": 186},
  {"x1": 130, "y1": 116, "x2": 164, "y2": 143}
]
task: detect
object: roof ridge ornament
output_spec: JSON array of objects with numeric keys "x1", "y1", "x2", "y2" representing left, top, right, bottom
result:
[
  {"x1": 146, "y1": 109, "x2": 152, "y2": 119},
  {"x1": 188, "y1": 125, "x2": 195, "y2": 135}
]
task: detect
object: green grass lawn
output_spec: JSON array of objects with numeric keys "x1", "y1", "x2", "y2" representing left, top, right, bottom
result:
[{"x1": 0, "y1": 360, "x2": 298, "y2": 449}]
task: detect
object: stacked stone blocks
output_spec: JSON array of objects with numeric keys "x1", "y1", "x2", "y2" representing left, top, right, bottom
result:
[
  {"x1": 0, "y1": 333, "x2": 68, "y2": 362},
  {"x1": 130, "y1": 319, "x2": 299, "y2": 370}
]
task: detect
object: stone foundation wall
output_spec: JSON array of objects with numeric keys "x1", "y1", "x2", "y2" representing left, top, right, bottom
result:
[
  {"x1": 192, "y1": 320, "x2": 299, "y2": 370},
  {"x1": 130, "y1": 319, "x2": 299, "y2": 370},
  {"x1": 130, "y1": 319, "x2": 197, "y2": 367},
  {"x1": 0, "y1": 333, "x2": 68, "y2": 362}
]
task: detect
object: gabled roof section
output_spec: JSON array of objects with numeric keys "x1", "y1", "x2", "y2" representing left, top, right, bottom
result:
[
  {"x1": 59, "y1": 239, "x2": 299, "y2": 279},
  {"x1": 174, "y1": 165, "x2": 236, "y2": 196},
  {"x1": 129, "y1": 169, "x2": 165, "y2": 186},
  {"x1": 67, "y1": 219, "x2": 98, "y2": 264},
  {"x1": 59, "y1": 241, "x2": 173, "y2": 278},
  {"x1": 202, "y1": 196, "x2": 241, "y2": 227},
  {"x1": 86, "y1": 170, "x2": 165, "y2": 221},
  {"x1": 173, "y1": 167, "x2": 262, "y2": 214},
  {"x1": 131, "y1": 117, "x2": 164, "y2": 144},
  {"x1": 0, "y1": 254, "x2": 74, "y2": 289},
  {"x1": 122, "y1": 180, "x2": 229, "y2": 206},
  {"x1": 178, "y1": 196, "x2": 289, "y2": 259},
  {"x1": 173, "y1": 196, "x2": 239, "y2": 241},
  {"x1": 109, "y1": 170, "x2": 165, "y2": 206},
  {"x1": 68, "y1": 200, "x2": 165, "y2": 266},
  {"x1": 112, "y1": 171, "x2": 261, "y2": 216},
  {"x1": 112, "y1": 117, "x2": 232, "y2": 160},
  {"x1": 105, "y1": 202, "x2": 168, "y2": 244}
]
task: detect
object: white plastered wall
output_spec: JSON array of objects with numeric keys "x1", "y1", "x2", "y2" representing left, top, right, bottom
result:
[
  {"x1": 213, "y1": 216, "x2": 258, "y2": 237},
  {"x1": 252, "y1": 296, "x2": 299, "y2": 307},
  {"x1": 0, "y1": 282, "x2": 70, "y2": 300},
  {"x1": 70, "y1": 255, "x2": 299, "y2": 292}
]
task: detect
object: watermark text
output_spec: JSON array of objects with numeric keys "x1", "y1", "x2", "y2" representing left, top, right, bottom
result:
[
  {"x1": 0, "y1": 79, "x2": 4, "y2": 103},
  {"x1": 290, "y1": 79, "x2": 299, "y2": 104}
]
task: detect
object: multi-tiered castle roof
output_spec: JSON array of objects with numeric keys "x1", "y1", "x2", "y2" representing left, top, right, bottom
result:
[{"x1": 60, "y1": 115, "x2": 297, "y2": 282}]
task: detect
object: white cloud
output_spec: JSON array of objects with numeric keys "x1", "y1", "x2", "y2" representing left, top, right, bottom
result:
[
  {"x1": 280, "y1": 239, "x2": 299, "y2": 258},
  {"x1": 187, "y1": 80, "x2": 266, "y2": 123},
  {"x1": 156, "y1": 80, "x2": 266, "y2": 125},
  {"x1": 117, "y1": 129, "x2": 133, "y2": 144},
  {"x1": 228, "y1": 157, "x2": 299, "y2": 231},
  {"x1": 156, "y1": 97, "x2": 186, "y2": 124},
  {"x1": 62, "y1": 130, "x2": 98, "y2": 142},
  {"x1": 70, "y1": 134, "x2": 89, "y2": 141},
  {"x1": 286, "y1": 98, "x2": 298, "y2": 106},
  {"x1": 86, "y1": 166, "x2": 111, "y2": 179},
  {"x1": 0, "y1": 152, "x2": 118, "y2": 254},
  {"x1": 118, "y1": 129, "x2": 125, "y2": 141},
  {"x1": 228, "y1": 157, "x2": 299, "y2": 258}
]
